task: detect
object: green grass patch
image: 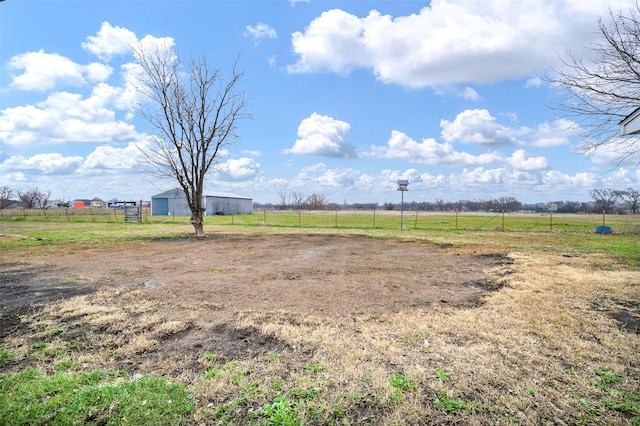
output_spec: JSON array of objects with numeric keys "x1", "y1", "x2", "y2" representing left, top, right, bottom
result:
[
  {"x1": 0, "y1": 369, "x2": 193, "y2": 425},
  {"x1": 435, "y1": 390, "x2": 472, "y2": 413},
  {"x1": 389, "y1": 374, "x2": 417, "y2": 392},
  {"x1": 0, "y1": 348, "x2": 16, "y2": 367}
]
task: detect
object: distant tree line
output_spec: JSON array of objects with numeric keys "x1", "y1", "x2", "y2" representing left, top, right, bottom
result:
[
  {"x1": 255, "y1": 188, "x2": 640, "y2": 214},
  {"x1": 0, "y1": 186, "x2": 51, "y2": 210},
  {"x1": 2, "y1": 186, "x2": 638, "y2": 215}
]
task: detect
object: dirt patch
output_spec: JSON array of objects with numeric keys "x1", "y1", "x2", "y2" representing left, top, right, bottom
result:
[{"x1": 0, "y1": 234, "x2": 508, "y2": 362}]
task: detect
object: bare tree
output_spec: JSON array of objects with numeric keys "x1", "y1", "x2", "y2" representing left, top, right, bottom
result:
[
  {"x1": 304, "y1": 193, "x2": 329, "y2": 210},
  {"x1": 498, "y1": 196, "x2": 522, "y2": 212},
  {"x1": 546, "y1": 4, "x2": 640, "y2": 164},
  {"x1": 290, "y1": 192, "x2": 305, "y2": 210},
  {"x1": 590, "y1": 188, "x2": 620, "y2": 213},
  {"x1": 0, "y1": 186, "x2": 13, "y2": 209},
  {"x1": 17, "y1": 187, "x2": 42, "y2": 209},
  {"x1": 37, "y1": 189, "x2": 51, "y2": 210},
  {"x1": 277, "y1": 190, "x2": 288, "y2": 210},
  {"x1": 135, "y1": 43, "x2": 249, "y2": 237},
  {"x1": 619, "y1": 187, "x2": 640, "y2": 213}
]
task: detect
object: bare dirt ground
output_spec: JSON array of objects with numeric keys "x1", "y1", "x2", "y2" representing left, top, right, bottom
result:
[{"x1": 0, "y1": 234, "x2": 507, "y2": 361}]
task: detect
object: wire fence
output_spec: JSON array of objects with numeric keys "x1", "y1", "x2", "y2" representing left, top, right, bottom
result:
[{"x1": 3, "y1": 208, "x2": 639, "y2": 234}]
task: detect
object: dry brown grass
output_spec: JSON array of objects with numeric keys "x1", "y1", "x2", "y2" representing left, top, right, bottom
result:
[{"x1": 3, "y1": 245, "x2": 639, "y2": 424}]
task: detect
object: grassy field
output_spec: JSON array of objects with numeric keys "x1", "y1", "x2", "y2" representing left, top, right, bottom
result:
[
  {"x1": 0, "y1": 221, "x2": 639, "y2": 425},
  {"x1": 2, "y1": 207, "x2": 639, "y2": 234}
]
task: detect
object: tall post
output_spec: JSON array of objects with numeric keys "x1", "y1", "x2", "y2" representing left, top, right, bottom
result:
[
  {"x1": 400, "y1": 190, "x2": 404, "y2": 230},
  {"x1": 397, "y1": 180, "x2": 409, "y2": 230}
]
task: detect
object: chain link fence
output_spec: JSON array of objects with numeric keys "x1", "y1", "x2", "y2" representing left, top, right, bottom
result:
[{"x1": 2, "y1": 207, "x2": 639, "y2": 234}]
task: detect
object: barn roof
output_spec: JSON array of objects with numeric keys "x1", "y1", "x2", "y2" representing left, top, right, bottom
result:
[
  {"x1": 619, "y1": 107, "x2": 640, "y2": 136},
  {"x1": 152, "y1": 188, "x2": 252, "y2": 200}
]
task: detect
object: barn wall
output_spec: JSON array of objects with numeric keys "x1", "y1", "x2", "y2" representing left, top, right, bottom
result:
[
  {"x1": 152, "y1": 189, "x2": 192, "y2": 216},
  {"x1": 152, "y1": 189, "x2": 252, "y2": 216},
  {"x1": 206, "y1": 196, "x2": 253, "y2": 215}
]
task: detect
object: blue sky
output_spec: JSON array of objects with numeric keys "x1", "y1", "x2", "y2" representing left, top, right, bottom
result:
[{"x1": 1, "y1": 0, "x2": 639, "y2": 205}]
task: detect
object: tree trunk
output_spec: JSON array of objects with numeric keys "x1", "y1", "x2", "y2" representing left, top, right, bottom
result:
[{"x1": 191, "y1": 213, "x2": 205, "y2": 237}]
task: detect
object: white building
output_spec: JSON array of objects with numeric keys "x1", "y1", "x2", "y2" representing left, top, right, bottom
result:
[
  {"x1": 619, "y1": 107, "x2": 640, "y2": 136},
  {"x1": 151, "y1": 188, "x2": 253, "y2": 216}
]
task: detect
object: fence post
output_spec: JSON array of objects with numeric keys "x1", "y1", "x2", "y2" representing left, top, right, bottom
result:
[
  {"x1": 456, "y1": 210, "x2": 458, "y2": 230},
  {"x1": 550, "y1": 211, "x2": 553, "y2": 232},
  {"x1": 113, "y1": 209, "x2": 118, "y2": 222},
  {"x1": 602, "y1": 210, "x2": 606, "y2": 227},
  {"x1": 502, "y1": 209, "x2": 505, "y2": 231},
  {"x1": 298, "y1": 209, "x2": 301, "y2": 226},
  {"x1": 335, "y1": 209, "x2": 338, "y2": 228},
  {"x1": 373, "y1": 209, "x2": 376, "y2": 227},
  {"x1": 263, "y1": 209, "x2": 266, "y2": 225},
  {"x1": 414, "y1": 210, "x2": 419, "y2": 229}
]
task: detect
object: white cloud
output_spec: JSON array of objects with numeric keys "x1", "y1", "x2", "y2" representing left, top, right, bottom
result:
[
  {"x1": 0, "y1": 91, "x2": 140, "y2": 147},
  {"x1": 541, "y1": 170, "x2": 598, "y2": 188},
  {"x1": 507, "y1": 149, "x2": 548, "y2": 171},
  {"x1": 317, "y1": 168, "x2": 361, "y2": 187},
  {"x1": 244, "y1": 23, "x2": 277, "y2": 45},
  {"x1": 287, "y1": 1, "x2": 619, "y2": 88},
  {"x1": 286, "y1": 113, "x2": 357, "y2": 158},
  {"x1": 524, "y1": 76, "x2": 543, "y2": 88},
  {"x1": 2, "y1": 153, "x2": 84, "y2": 175},
  {"x1": 214, "y1": 157, "x2": 262, "y2": 181},
  {"x1": 80, "y1": 142, "x2": 146, "y2": 170},
  {"x1": 461, "y1": 87, "x2": 481, "y2": 101},
  {"x1": 440, "y1": 109, "x2": 525, "y2": 147},
  {"x1": 587, "y1": 137, "x2": 640, "y2": 167},
  {"x1": 8, "y1": 50, "x2": 113, "y2": 91},
  {"x1": 530, "y1": 118, "x2": 581, "y2": 147},
  {"x1": 82, "y1": 22, "x2": 138, "y2": 61},
  {"x1": 368, "y1": 130, "x2": 504, "y2": 166}
]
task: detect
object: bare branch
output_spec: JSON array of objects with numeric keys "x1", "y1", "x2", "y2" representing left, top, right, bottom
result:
[
  {"x1": 134, "y1": 45, "x2": 250, "y2": 236},
  {"x1": 545, "y1": 3, "x2": 640, "y2": 166}
]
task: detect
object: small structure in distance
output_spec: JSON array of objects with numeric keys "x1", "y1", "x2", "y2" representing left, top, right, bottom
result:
[{"x1": 151, "y1": 188, "x2": 253, "y2": 216}]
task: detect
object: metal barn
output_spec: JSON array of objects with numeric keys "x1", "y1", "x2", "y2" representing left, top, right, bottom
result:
[{"x1": 151, "y1": 188, "x2": 253, "y2": 216}]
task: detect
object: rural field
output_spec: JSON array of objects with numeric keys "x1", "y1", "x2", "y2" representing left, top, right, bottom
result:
[{"x1": 0, "y1": 220, "x2": 639, "y2": 425}]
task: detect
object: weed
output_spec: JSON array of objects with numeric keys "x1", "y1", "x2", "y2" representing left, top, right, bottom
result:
[
  {"x1": 525, "y1": 387, "x2": 536, "y2": 396},
  {"x1": 242, "y1": 381, "x2": 263, "y2": 398},
  {"x1": 202, "y1": 351, "x2": 217, "y2": 361},
  {"x1": 261, "y1": 395, "x2": 300, "y2": 425},
  {"x1": 290, "y1": 387, "x2": 319, "y2": 400},
  {"x1": 43, "y1": 326, "x2": 64, "y2": 336},
  {"x1": 303, "y1": 363, "x2": 326, "y2": 374},
  {"x1": 389, "y1": 374, "x2": 417, "y2": 392},
  {"x1": 436, "y1": 368, "x2": 451, "y2": 382},
  {"x1": 269, "y1": 352, "x2": 280, "y2": 362},
  {"x1": 272, "y1": 379, "x2": 283, "y2": 390},
  {"x1": 596, "y1": 367, "x2": 621, "y2": 385},
  {"x1": 223, "y1": 360, "x2": 240, "y2": 370},
  {"x1": 389, "y1": 391, "x2": 405, "y2": 405},
  {"x1": 579, "y1": 398, "x2": 594, "y2": 411},
  {"x1": 203, "y1": 367, "x2": 222, "y2": 380},
  {"x1": 0, "y1": 348, "x2": 16, "y2": 367},
  {"x1": 435, "y1": 390, "x2": 471, "y2": 413},
  {"x1": 229, "y1": 370, "x2": 245, "y2": 386}
]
